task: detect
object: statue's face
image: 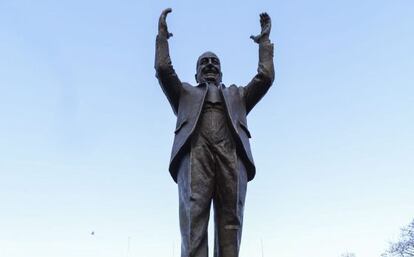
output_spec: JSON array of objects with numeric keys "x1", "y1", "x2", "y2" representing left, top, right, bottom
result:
[{"x1": 195, "y1": 52, "x2": 222, "y2": 85}]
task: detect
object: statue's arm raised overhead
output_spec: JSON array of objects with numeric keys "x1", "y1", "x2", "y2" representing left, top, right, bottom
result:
[
  {"x1": 244, "y1": 12, "x2": 275, "y2": 114},
  {"x1": 154, "y1": 8, "x2": 181, "y2": 115}
]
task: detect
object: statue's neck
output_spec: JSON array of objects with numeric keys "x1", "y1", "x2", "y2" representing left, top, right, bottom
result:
[{"x1": 204, "y1": 80, "x2": 220, "y2": 86}]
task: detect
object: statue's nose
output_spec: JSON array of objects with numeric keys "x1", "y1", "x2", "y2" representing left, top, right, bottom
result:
[{"x1": 206, "y1": 60, "x2": 214, "y2": 68}]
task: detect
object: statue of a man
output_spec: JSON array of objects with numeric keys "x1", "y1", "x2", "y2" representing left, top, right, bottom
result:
[{"x1": 155, "y1": 8, "x2": 274, "y2": 257}]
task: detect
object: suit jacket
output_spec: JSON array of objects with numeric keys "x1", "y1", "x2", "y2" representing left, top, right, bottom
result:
[{"x1": 155, "y1": 35, "x2": 274, "y2": 182}]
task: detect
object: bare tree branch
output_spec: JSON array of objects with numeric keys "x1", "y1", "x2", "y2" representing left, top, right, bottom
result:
[{"x1": 384, "y1": 219, "x2": 414, "y2": 257}]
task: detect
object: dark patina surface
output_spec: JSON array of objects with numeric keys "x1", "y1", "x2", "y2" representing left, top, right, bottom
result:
[{"x1": 155, "y1": 8, "x2": 275, "y2": 257}]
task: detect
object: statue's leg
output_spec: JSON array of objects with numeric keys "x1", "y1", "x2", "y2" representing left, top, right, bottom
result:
[
  {"x1": 212, "y1": 136, "x2": 248, "y2": 257},
  {"x1": 177, "y1": 129, "x2": 215, "y2": 257}
]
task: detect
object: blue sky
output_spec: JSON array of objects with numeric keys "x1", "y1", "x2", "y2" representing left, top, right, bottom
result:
[{"x1": 0, "y1": 0, "x2": 413, "y2": 257}]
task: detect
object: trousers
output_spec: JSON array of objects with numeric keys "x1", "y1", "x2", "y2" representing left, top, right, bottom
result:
[{"x1": 177, "y1": 103, "x2": 248, "y2": 257}]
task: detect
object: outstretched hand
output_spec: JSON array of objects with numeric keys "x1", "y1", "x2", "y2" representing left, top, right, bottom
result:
[
  {"x1": 158, "y1": 8, "x2": 173, "y2": 39},
  {"x1": 250, "y1": 12, "x2": 271, "y2": 44}
]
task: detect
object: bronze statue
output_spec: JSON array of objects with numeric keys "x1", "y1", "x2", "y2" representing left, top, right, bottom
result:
[{"x1": 155, "y1": 8, "x2": 274, "y2": 257}]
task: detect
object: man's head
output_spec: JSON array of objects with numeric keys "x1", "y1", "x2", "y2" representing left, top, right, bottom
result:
[{"x1": 195, "y1": 51, "x2": 222, "y2": 85}]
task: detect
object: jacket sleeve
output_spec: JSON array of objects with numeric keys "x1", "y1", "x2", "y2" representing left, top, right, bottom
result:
[
  {"x1": 243, "y1": 40, "x2": 275, "y2": 114},
  {"x1": 154, "y1": 34, "x2": 181, "y2": 115}
]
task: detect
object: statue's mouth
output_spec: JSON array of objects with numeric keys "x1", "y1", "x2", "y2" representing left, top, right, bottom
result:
[
  {"x1": 202, "y1": 67, "x2": 219, "y2": 77},
  {"x1": 205, "y1": 72, "x2": 217, "y2": 77}
]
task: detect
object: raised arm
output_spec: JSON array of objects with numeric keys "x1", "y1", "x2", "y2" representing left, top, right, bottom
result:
[
  {"x1": 155, "y1": 8, "x2": 181, "y2": 115},
  {"x1": 244, "y1": 12, "x2": 275, "y2": 114}
]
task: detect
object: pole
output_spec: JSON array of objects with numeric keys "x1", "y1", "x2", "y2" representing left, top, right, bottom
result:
[{"x1": 261, "y1": 238, "x2": 264, "y2": 257}]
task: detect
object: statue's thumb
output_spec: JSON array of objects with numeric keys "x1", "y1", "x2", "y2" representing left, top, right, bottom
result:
[{"x1": 250, "y1": 35, "x2": 259, "y2": 43}]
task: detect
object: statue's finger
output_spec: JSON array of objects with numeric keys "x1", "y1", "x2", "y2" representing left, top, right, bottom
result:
[
  {"x1": 161, "y1": 8, "x2": 172, "y2": 20},
  {"x1": 263, "y1": 13, "x2": 270, "y2": 22},
  {"x1": 261, "y1": 13, "x2": 268, "y2": 21},
  {"x1": 162, "y1": 8, "x2": 172, "y2": 16},
  {"x1": 260, "y1": 14, "x2": 267, "y2": 26}
]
